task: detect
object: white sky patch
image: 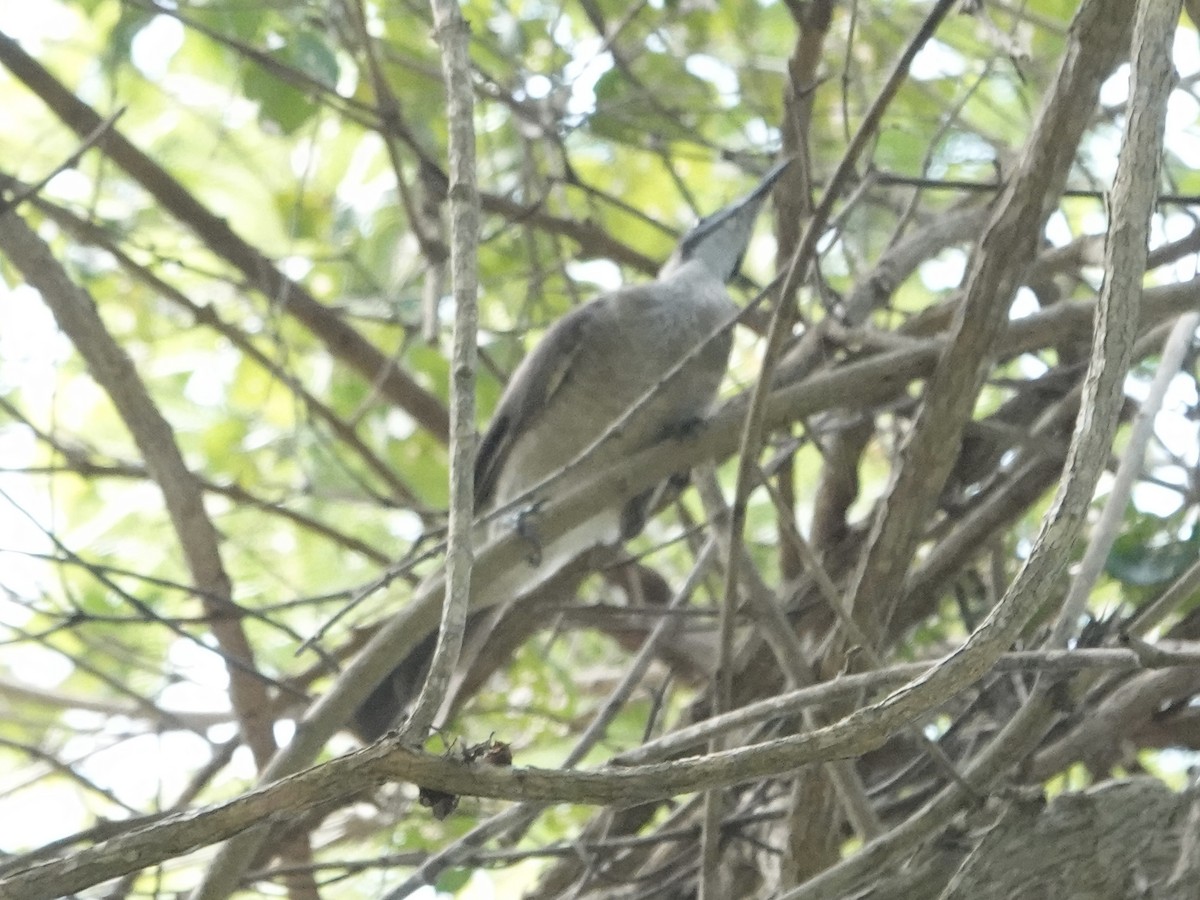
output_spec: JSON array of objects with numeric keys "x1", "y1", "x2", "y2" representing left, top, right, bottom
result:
[
  {"x1": 73, "y1": 729, "x2": 217, "y2": 808},
  {"x1": 1164, "y1": 88, "x2": 1200, "y2": 168},
  {"x1": 1083, "y1": 124, "x2": 1123, "y2": 185},
  {"x1": 1161, "y1": 210, "x2": 1200, "y2": 266},
  {"x1": 0, "y1": 282, "x2": 71, "y2": 395},
  {"x1": 1043, "y1": 209, "x2": 1075, "y2": 247},
  {"x1": 382, "y1": 509, "x2": 425, "y2": 548},
  {"x1": 0, "y1": 282, "x2": 71, "y2": 612},
  {"x1": 930, "y1": 132, "x2": 995, "y2": 175},
  {"x1": 0, "y1": 780, "x2": 89, "y2": 851},
  {"x1": 685, "y1": 53, "x2": 738, "y2": 104},
  {"x1": 280, "y1": 254, "x2": 314, "y2": 282},
  {"x1": 0, "y1": 3, "x2": 78, "y2": 48},
  {"x1": 1174, "y1": 25, "x2": 1200, "y2": 78},
  {"x1": 910, "y1": 38, "x2": 968, "y2": 80},
  {"x1": 1133, "y1": 479, "x2": 1186, "y2": 517},
  {"x1": 524, "y1": 73, "x2": 553, "y2": 99},
  {"x1": 3, "y1": 637, "x2": 74, "y2": 686},
  {"x1": 1014, "y1": 353, "x2": 1049, "y2": 379},
  {"x1": 0, "y1": 496, "x2": 50, "y2": 603},
  {"x1": 40, "y1": 168, "x2": 95, "y2": 207},
  {"x1": 335, "y1": 131, "x2": 396, "y2": 220},
  {"x1": 181, "y1": 343, "x2": 238, "y2": 407},
  {"x1": 385, "y1": 405, "x2": 417, "y2": 441},
  {"x1": 130, "y1": 15, "x2": 184, "y2": 80},
  {"x1": 158, "y1": 636, "x2": 232, "y2": 718},
  {"x1": 1099, "y1": 62, "x2": 1131, "y2": 108},
  {"x1": 1153, "y1": 373, "x2": 1200, "y2": 467},
  {"x1": 1123, "y1": 360, "x2": 1200, "y2": 519},
  {"x1": 274, "y1": 717, "x2": 296, "y2": 747},
  {"x1": 742, "y1": 117, "x2": 779, "y2": 149},
  {"x1": 566, "y1": 258, "x2": 623, "y2": 292},
  {"x1": 1009, "y1": 287, "x2": 1041, "y2": 320},
  {"x1": 918, "y1": 248, "x2": 966, "y2": 291},
  {"x1": 562, "y1": 39, "x2": 610, "y2": 119}
]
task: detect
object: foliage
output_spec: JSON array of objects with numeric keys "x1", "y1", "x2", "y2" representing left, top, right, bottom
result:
[{"x1": 0, "y1": 1, "x2": 1198, "y2": 898}]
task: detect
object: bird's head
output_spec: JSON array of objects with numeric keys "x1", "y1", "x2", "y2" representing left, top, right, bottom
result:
[{"x1": 661, "y1": 157, "x2": 792, "y2": 283}]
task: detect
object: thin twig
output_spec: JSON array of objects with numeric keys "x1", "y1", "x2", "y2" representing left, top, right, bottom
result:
[
  {"x1": 0, "y1": 107, "x2": 125, "y2": 215},
  {"x1": 400, "y1": 0, "x2": 480, "y2": 744}
]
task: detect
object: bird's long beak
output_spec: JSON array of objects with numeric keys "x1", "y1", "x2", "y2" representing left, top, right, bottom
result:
[
  {"x1": 661, "y1": 157, "x2": 795, "y2": 282},
  {"x1": 733, "y1": 156, "x2": 795, "y2": 211}
]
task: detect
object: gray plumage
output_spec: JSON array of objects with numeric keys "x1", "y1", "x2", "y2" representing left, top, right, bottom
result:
[
  {"x1": 476, "y1": 157, "x2": 792, "y2": 529},
  {"x1": 352, "y1": 159, "x2": 791, "y2": 740},
  {"x1": 476, "y1": 262, "x2": 734, "y2": 520}
]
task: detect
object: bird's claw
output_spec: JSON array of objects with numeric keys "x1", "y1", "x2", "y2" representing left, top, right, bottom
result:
[
  {"x1": 668, "y1": 415, "x2": 706, "y2": 440},
  {"x1": 515, "y1": 501, "x2": 545, "y2": 566}
]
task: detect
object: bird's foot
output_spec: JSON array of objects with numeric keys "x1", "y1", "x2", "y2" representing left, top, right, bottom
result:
[
  {"x1": 515, "y1": 502, "x2": 545, "y2": 566},
  {"x1": 665, "y1": 415, "x2": 706, "y2": 441}
]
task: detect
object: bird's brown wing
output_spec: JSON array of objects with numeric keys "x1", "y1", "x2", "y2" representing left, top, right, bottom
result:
[{"x1": 473, "y1": 300, "x2": 605, "y2": 510}]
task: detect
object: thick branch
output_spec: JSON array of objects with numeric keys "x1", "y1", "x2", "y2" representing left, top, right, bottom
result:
[{"x1": 844, "y1": 0, "x2": 1132, "y2": 634}]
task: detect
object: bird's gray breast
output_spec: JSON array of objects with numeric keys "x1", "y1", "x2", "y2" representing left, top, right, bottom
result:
[{"x1": 492, "y1": 269, "x2": 734, "y2": 507}]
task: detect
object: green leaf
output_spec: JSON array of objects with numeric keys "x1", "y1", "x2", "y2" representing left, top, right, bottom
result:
[
  {"x1": 1107, "y1": 513, "x2": 1200, "y2": 587},
  {"x1": 289, "y1": 30, "x2": 340, "y2": 88},
  {"x1": 1107, "y1": 534, "x2": 1199, "y2": 587},
  {"x1": 241, "y1": 31, "x2": 337, "y2": 134},
  {"x1": 591, "y1": 52, "x2": 717, "y2": 145},
  {"x1": 243, "y1": 63, "x2": 319, "y2": 135},
  {"x1": 435, "y1": 867, "x2": 472, "y2": 893}
]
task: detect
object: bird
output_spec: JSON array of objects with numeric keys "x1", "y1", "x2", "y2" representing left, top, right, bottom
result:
[{"x1": 352, "y1": 158, "x2": 792, "y2": 740}]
